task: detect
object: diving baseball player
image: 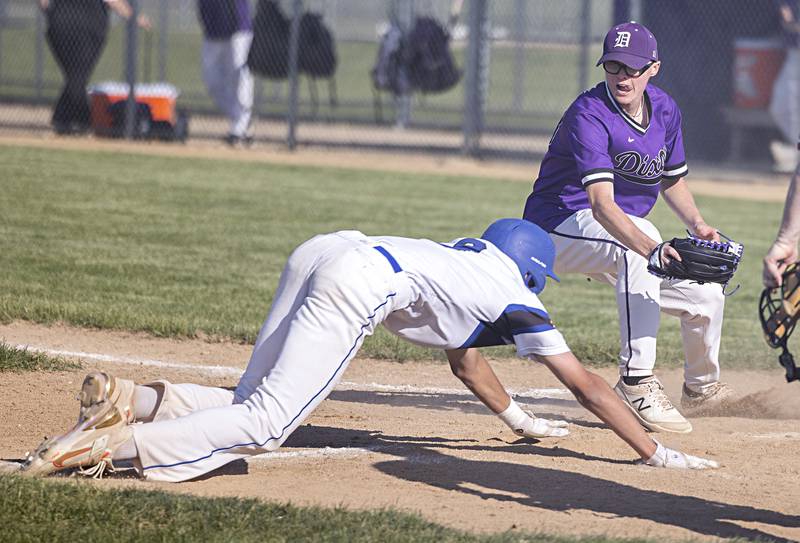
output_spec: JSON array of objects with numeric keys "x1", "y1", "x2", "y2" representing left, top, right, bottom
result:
[
  {"x1": 18, "y1": 220, "x2": 718, "y2": 481},
  {"x1": 523, "y1": 22, "x2": 732, "y2": 434}
]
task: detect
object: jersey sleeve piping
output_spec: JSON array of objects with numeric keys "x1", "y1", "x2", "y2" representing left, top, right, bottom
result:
[
  {"x1": 662, "y1": 162, "x2": 688, "y2": 179},
  {"x1": 581, "y1": 168, "x2": 614, "y2": 186}
]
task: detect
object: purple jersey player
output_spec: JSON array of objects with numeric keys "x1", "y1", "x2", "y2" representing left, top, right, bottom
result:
[{"x1": 523, "y1": 22, "x2": 733, "y2": 434}]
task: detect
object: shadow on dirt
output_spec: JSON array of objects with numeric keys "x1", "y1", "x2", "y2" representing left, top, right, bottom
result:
[{"x1": 281, "y1": 424, "x2": 800, "y2": 542}]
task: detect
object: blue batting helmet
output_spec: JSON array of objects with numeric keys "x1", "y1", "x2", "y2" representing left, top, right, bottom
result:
[{"x1": 481, "y1": 218, "x2": 560, "y2": 294}]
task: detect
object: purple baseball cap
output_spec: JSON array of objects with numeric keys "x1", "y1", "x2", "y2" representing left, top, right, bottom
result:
[{"x1": 597, "y1": 22, "x2": 658, "y2": 70}]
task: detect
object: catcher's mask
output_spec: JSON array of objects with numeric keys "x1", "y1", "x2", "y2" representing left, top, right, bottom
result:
[
  {"x1": 481, "y1": 218, "x2": 559, "y2": 294},
  {"x1": 759, "y1": 262, "x2": 800, "y2": 383}
]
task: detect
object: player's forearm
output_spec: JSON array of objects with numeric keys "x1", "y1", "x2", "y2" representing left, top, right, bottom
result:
[
  {"x1": 591, "y1": 199, "x2": 658, "y2": 258},
  {"x1": 536, "y1": 353, "x2": 656, "y2": 459},
  {"x1": 573, "y1": 373, "x2": 656, "y2": 459},
  {"x1": 586, "y1": 183, "x2": 658, "y2": 257},
  {"x1": 775, "y1": 172, "x2": 800, "y2": 247},
  {"x1": 446, "y1": 349, "x2": 510, "y2": 413},
  {"x1": 660, "y1": 178, "x2": 707, "y2": 234}
]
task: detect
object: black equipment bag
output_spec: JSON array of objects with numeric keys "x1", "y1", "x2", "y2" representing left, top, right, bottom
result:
[
  {"x1": 298, "y1": 12, "x2": 337, "y2": 78},
  {"x1": 247, "y1": 0, "x2": 291, "y2": 79},
  {"x1": 402, "y1": 16, "x2": 461, "y2": 93}
]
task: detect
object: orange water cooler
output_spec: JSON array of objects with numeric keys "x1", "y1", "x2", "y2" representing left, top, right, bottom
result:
[
  {"x1": 733, "y1": 38, "x2": 786, "y2": 109},
  {"x1": 89, "y1": 82, "x2": 183, "y2": 138}
]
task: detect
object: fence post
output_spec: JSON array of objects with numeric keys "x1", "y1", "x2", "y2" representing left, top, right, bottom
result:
[
  {"x1": 391, "y1": 0, "x2": 413, "y2": 128},
  {"x1": 462, "y1": 0, "x2": 489, "y2": 157},
  {"x1": 578, "y1": 0, "x2": 591, "y2": 93},
  {"x1": 0, "y1": 3, "x2": 5, "y2": 86},
  {"x1": 158, "y1": 0, "x2": 168, "y2": 81},
  {"x1": 124, "y1": 0, "x2": 140, "y2": 139},
  {"x1": 35, "y1": 6, "x2": 45, "y2": 101},
  {"x1": 286, "y1": 0, "x2": 303, "y2": 150}
]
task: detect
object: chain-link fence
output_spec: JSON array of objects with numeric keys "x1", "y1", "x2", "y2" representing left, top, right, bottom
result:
[{"x1": 0, "y1": 0, "x2": 791, "y2": 165}]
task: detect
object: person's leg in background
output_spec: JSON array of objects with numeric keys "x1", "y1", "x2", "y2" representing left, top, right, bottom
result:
[
  {"x1": 45, "y1": 7, "x2": 107, "y2": 133},
  {"x1": 225, "y1": 30, "x2": 254, "y2": 143},
  {"x1": 201, "y1": 37, "x2": 234, "y2": 132}
]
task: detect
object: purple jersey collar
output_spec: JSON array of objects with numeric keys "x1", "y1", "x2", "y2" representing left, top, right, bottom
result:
[{"x1": 604, "y1": 82, "x2": 651, "y2": 135}]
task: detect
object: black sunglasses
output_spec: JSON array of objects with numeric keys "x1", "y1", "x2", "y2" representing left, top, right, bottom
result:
[{"x1": 603, "y1": 60, "x2": 654, "y2": 78}]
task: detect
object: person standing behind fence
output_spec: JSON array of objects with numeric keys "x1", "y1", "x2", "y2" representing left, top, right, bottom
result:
[
  {"x1": 769, "y1": 0, "x2": 800, "y2": 173},
  {"x1": 39, "y1": 0, "x2": 150, "y2": 135},
  {"x1": 197, "y1": 0, "x2": 255, "y2": 147}
]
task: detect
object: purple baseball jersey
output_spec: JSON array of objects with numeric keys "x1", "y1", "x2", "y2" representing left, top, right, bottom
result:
[
  {"x1": 523, "y1": 82, "x2": 688, "y2": 232},
  {"x1": 197, "y1": 0, "x2": 252, "y2": 39}
]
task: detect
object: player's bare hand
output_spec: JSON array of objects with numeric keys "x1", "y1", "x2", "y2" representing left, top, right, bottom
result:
[
  {"x1": 691, "y1": 222, "x2": 720, "y2": 242},
  {"x1": 661, "y1": 243, "x2": 682, "y2": 265},
  {"x1": 644, "y1": 442, "x2": 719, "y2": 470},
  {"x1": 137, "y1": 13, "x2": 152, "y2": 30},
  {"x1": 514, "y1": 410, "x2": 569, "y2": 438},
  {"x1": 763, "y1": 240, "x2": 798, "y2": 288}
]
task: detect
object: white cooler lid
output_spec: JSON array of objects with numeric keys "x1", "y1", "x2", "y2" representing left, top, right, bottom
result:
[{"x1": 88, "y1": 81, "x2": 180, "y2": 98}]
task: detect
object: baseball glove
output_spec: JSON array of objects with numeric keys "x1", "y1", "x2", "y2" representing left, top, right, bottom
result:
[
  {"x1": 759, "y1": 262, "x2": 800, "y2": 383},
  {"x1": 647, "y1": 232, "x2": 744, "y2": 292}
]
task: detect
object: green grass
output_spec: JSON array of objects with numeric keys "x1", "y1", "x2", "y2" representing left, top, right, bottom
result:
[
  {"x1": 0, "y1": 474, "x2": 684, "y2": 543},
  {"x1": 0, "y1": 144, "x2": 784, "y2": 368},
  {"x1": 0, "y1": 341, "x2": 79, "y2": 372}
]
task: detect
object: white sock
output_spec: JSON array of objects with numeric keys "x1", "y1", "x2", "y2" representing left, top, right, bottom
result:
[
  {"x1": 133, "y1": 385, "x2": 159, "y2": 421},
  {"x1": 497, "y1": 399, "x2": 529, "y2": 433},
  {"x1": 112, "y1": 436, "x2": 139, "y2": 461}
]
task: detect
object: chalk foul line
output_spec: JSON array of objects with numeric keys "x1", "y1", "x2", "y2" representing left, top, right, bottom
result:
[{"x1": 16, "y1": 344, "x2": 572, "y2": 400}]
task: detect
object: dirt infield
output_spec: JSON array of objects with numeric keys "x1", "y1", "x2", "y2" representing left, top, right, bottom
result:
[{"x1": 2, "y1": 321, "x2": 799, "y2": 542}]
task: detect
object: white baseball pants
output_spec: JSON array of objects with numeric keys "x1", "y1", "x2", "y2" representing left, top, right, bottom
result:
[
  {"x1": 202, "y1": 31, "x2": 254, "y2": 138},
  {"x1": 132, "y1": 232, "x2": 413, "y2": 482},
  {"x1": 550, "y1": 209, "x2": 725, "y2": 389},
  {"x1": 770, "y1": 48, "x2": 800, "y2": 144}
]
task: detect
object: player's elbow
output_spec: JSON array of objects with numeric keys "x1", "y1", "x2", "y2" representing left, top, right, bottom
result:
[{"x1": 590, "y1": 199, "x2": 614, "y2": 225}]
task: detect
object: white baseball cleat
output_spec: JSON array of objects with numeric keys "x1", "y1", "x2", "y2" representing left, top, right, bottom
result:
[
  {"x1": 680, "y1": 381, "x2": 735, "y2": 415},
  {"x1": 21, "y1": 372, "x2": 135, "y2": 478},
  {"x1": 614, "y1": 376, "x2": 692, "y2": 434},
  {"x1": 77, "y1": 371, "x2": 136, "y2": 424}
]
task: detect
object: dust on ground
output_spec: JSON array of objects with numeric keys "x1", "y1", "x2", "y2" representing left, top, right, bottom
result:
[{"x1": 1, "y1": 321, "x2": 799, "y2": 543}]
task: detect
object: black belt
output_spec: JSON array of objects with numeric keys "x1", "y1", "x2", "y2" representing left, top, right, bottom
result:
[{"x1": 373, "y1": 246, "x2": 403, "y2": 273}]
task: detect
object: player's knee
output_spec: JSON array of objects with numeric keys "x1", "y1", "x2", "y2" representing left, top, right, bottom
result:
[{"x1": 685, "y1": 283, "x2": 726, "y2": 317}]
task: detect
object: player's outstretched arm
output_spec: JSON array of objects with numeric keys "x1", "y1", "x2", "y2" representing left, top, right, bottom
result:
[
  {"x1": 660, "y1": 177, "x2": 719, "y2": 242},
  {"x1": 534, "y1": 351, "x2": 719, "y2": 469},
  {"x1": 446, "y1": 348, "x2": 568, "y2": 438},
  {"x1": 765, "y1": 171, "x2": 800, "y2": 287}
]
